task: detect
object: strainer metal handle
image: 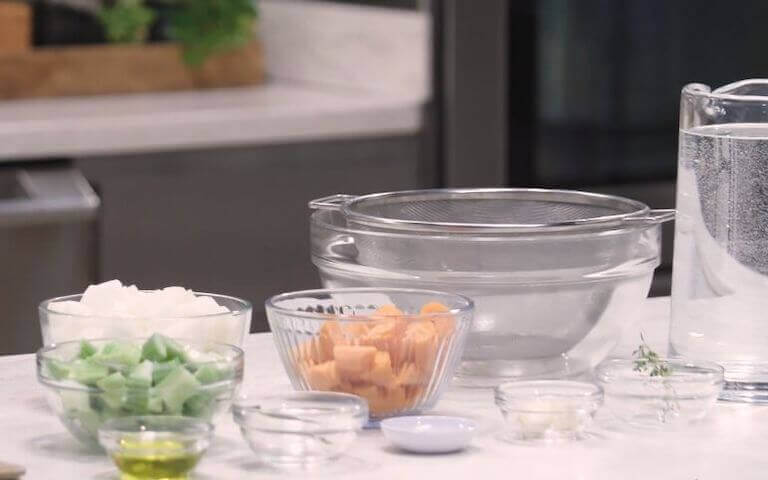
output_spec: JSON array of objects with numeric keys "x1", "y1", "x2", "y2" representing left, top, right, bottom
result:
[
  {"x1": 308, "y1": 194, "x2": 357, "y2": 211},
  {"x1": 621, "y1": 209, "x2": 676, "y2": 225}
]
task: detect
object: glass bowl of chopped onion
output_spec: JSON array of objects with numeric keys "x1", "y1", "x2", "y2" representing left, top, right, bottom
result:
[{"x1": 39, "y1": 280, "x2": 252, "y2": 347}]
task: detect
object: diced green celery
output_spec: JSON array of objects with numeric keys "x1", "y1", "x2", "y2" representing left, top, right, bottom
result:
[
  {"x1": 46, "y1": 359, "x2": 71, "y2": 380},
  {"x1": 68, "y1": 409, "x2": 101, "y2": 441},
  {"x1": 96, "y1": 372, "x2": 126, "y2": 391},
  {"x1": 141, "y1": 334, "x2": 168, "y2": 362},
  {"x1": 69, "y1": 359, "x2": 109, "y2": 386},
  {"x1": 127, "y1": 360, "x2": 153, "y2": 388},
  {"x1": 164, "y1": 337, "x2": 188, "y2": 363},
  {"x1": 193, "y1": 364, "x2": 222, "y2": 384},
  {"x1": 123, "y1": 386, "x2": 150, "y2": 414},
  {"x1": 183, "y1": 392, "x2": 214, "y2": 419},
  {"x1": 155, "y1": 367, "x2": 201, "y2": 414},
  {"x1": 122, "y1": 361, "x2": 153, "y2": 414},
  {"x1": 91, "y1": 342, "x2": 141, "y2": 369},
  {"x1": 152, "y1": 358, "x2": 180, "y2": 385},
  {"x1": 101, "y1": 342, "x2": 119, "y2": 355},
  {"x1": 78, "y1": 340, "x2": 98, "y2": 359},
  {"x1": 148, "y1": 396, "x2": 164, "y2": 414},
  {"x1": 60, "y1": 388, "x2": 102, "y2": 441},
  {"x1": 100, "y1": 390, "x2": 125, "y2": 410},
  {"x1": 60, "y1": 389, "x2": 91, "y2": 413},
  {"x1": 96, "y1": 372, "x2": 127, "y2": 410}
]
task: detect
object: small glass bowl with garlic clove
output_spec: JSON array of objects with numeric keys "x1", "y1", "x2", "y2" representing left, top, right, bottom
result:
[{"x1": 494, "y1": 380, "x2": 604, "y2": 443}]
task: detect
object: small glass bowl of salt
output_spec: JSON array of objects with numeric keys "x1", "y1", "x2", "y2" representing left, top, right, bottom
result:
[{"x1": 494, "y1": 380, "x2": 603, "y2": 443}]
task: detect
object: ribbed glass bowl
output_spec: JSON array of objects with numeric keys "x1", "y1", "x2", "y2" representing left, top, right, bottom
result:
[{"x1": 265, "y1": 288, "x2": 473, "y2": 419}]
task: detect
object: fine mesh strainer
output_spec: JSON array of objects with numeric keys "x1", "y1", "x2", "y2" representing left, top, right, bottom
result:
[{"x1": 309, "y1": 189, "x2": 674, "y2": 234}]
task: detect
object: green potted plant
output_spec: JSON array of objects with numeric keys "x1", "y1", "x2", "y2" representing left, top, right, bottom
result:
[{"x1": 98, "y1": 0, "x2": 258, "y2": 67}]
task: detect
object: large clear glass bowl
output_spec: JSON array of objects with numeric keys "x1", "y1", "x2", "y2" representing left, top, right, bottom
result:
[
  {"x1": 265, "y1": 288, "x2": 473, "y2": 419},
  {"x1": 310, "y1": 191, "x2": 666, "y2": 386},
  {"x1": 39, "y1": 292, "x2": 252, "y2": 347}
]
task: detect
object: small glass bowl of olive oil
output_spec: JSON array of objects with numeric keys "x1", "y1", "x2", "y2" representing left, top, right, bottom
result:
[{"x1": 98, "y1": 416, "x2": 213, "y2": 480}]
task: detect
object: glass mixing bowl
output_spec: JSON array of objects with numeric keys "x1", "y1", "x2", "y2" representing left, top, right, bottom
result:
[
  {"x1": 265, "y1": 288, "x2": 473, "y2": 419},
  {"x1": 309, "y1": 189, "x2": 674, "y2": 386},
  {"x1": 37, "y1": 337, "x2": 243, "y2": 446}
]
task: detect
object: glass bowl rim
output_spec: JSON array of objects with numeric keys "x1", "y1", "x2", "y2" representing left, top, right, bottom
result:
[
  {"x1": 98, "y1": 415, "x2": 214, "y2": 452},
  {"x1": 594, "y1": 358, "x2": 725, "y2": 384},
  {"x1": 265, "y1": 287, "x2": 474, "y2": 321},
  {"x1": 495, "y1": 380, "x2": 603, "y2": 413},
  {"x1": 683, "y1": 80, "x2": 768, "y2": 103},
  {"x1": 39, "y1": 291, "x2": 253, "y2": 320},
  {"x1": 37, "y1": 337, "x2": 244, "y2": 390},
  {"x1": 99, "y1": 414, "x2": 214, "y2": 436},
  {"x1": 232, "y1": 391, "x2": 369, "y2": 426},
  {"x1": 310, "y1": 188, "x2": 668, "y2": 237}
]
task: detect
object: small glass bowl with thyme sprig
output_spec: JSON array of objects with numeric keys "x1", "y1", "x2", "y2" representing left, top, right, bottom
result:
[{"x1": 595, "y1": 335, "x2": 724, "y2": 428}]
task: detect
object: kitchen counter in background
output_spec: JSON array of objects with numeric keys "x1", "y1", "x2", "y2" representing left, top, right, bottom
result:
[
  {"x1": 0, "y1": 0, "x2": 429, "y2": 160},
  {"x1": 0, "y1": 84, "x2": 423, "y2": 160}
]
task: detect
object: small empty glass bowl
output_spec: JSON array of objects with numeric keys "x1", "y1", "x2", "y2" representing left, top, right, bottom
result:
[
  {"x1": 233, "y1": 391, "x2": 368, "y2": 466},
  {"x1": 98, "y1": 415, "x2": 213, "y2": 480},
  {"x1": 494, "y1": 380, "x2": 603, "y2": 442},
  {"x1": 595, "y1": 358, "x2": 724, "y2": 428},
  {"x1": 265, "y1": 288, "x2": 473, "y2": 419}
]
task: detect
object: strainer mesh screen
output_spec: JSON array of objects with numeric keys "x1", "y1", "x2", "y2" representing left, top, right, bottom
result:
[{"x1": 350, "y1": 196, "x2": 635, "y2": 226}]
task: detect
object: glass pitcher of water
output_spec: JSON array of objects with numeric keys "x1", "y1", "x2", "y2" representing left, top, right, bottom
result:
[{"x1": 672, "y1": 80, "x2": 768, "y2": 403}]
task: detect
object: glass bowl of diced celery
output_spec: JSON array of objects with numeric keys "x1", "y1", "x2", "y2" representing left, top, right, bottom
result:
[{"x1": 36, "y1": 334, "x2": 243, "y2": 446}]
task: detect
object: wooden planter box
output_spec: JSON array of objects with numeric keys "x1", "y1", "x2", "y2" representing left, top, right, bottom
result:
[{"x1": 0, "y1": 42, "x2": 264, "y2": 100}]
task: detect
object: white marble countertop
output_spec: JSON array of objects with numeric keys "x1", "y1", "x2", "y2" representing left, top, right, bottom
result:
[
  {"x1": 0, "y1": 0, "x2": 430, "y2": 161},
  {"x1": 3, "y1": 296, "x2": 768, "y2": 479}
]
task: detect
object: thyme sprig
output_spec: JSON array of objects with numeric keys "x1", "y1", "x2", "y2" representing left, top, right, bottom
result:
[
  {"x1": 632, "y1": 333, "x2": 679, "y2": 423},
  {"x1": 632, "y1": 333, "x2": 672, "y2": 377}
]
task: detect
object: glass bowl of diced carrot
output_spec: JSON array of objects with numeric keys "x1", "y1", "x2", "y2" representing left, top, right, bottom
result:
[{"x1": 265, "y1": 288, "x2": 474, "y2": 419}]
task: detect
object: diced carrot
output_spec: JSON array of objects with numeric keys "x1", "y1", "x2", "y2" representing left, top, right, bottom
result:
[
  {"x1": 400, "y1": 321, "x2": 438, "y2": 371},
  {"x1": 333, "y1": 344, "x2": 377, "y2": 382},
  {"x1": 305, "y1": 361, "x2": 340, "y2": 390},
  {"x1": 397, "y1": 362, "x2": 422, "y2": 386},
  {"x1": 374, "y1": 304, "x2": 403, "y2": 317},
  {"x1": 318, "y1": 320, "x2": 347, "y2": 361},
  {"x1": 420, "y1": 301, "x2": 456, "y2": 337},
  {"x1": 369, "y1": 351, "x2": 395, "y2": 387}
]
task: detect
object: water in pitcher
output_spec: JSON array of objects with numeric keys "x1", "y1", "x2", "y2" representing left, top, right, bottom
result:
[{"x1": 671, "y1": 123, "x2": 768, "y2": 401}]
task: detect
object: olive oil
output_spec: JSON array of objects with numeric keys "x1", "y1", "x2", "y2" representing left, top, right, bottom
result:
[{"x1": 112, "y1": 439, "x2": 201, "y2": 480}]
